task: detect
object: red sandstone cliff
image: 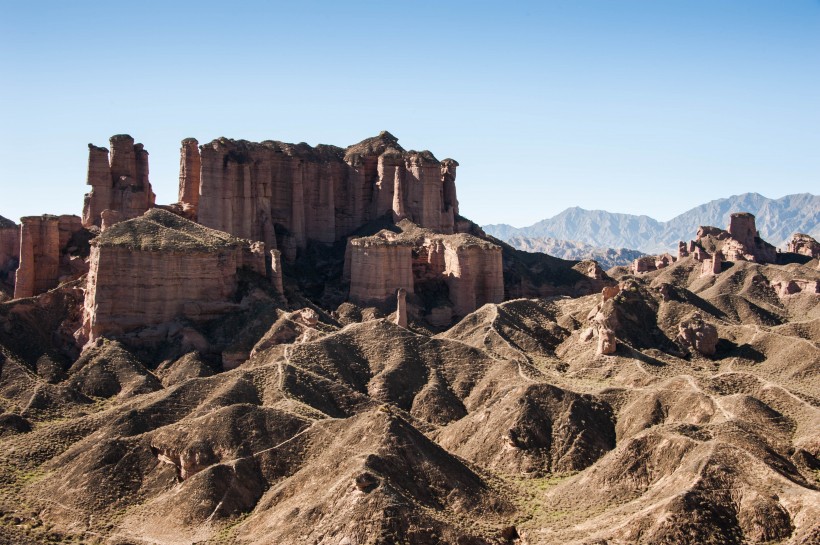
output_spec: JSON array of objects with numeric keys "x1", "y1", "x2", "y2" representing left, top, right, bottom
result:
[
  {"x1": 183, "y1": 132, "x2": 458, "y2": 257},
  {"x1": 345, "y1": 221, "x2": 504, "y2": 319},
  {"x1": 82, "y1": 134, "x2": 156, "y2": 228},
  {"x1": 79, "y1": 209, "x2": 266, "y2": 344}
]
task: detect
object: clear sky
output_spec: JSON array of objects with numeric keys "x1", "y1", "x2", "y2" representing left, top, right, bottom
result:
[{"x1": 1, "y1": 0, "x2": 818, "y2": 227}]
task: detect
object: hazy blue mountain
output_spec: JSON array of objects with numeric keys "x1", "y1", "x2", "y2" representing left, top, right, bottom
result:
[
  {"x1": 505, "y1": 236, "x2": 645, "y2": 269},
  {"x1": 484, "y1": 193, "x2": 820, "y2": 254}
]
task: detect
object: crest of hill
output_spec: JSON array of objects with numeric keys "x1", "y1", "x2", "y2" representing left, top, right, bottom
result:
[
  {"x1": 397, "y1": 219, "x2": 499, "y2": 248},
  {"x1": 344, "y1": 131, "x2": 438, "y2": 164},
  {"x1": 204, "y1": 137, "x2": 346, "y2": 163},
  {"x1": 0, "y1": 215, "x2": 16, "y2": 229},
  {"x1": 94, "y1": 208, "x2": 248, "y2": 252}
]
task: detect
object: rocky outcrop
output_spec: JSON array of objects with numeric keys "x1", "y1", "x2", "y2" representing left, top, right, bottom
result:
[
  {"x1": 11, "y1": 215, "x2": 87, "y2": 299},
  {"x1": 771, "y1": 279, "x2": 820, "y2": 298},
  {"x1": 701, "y1": 250, "x2": 723, "y2": 276},
  {"x1": 178, "y1": 138, "x2": 201, "y2": 219},
  {"x1": 688, "y1": 213, "x2": 776, "y2": 264},
  {"x1": 82, "y1": 135, "x2": 156, "y2": 228},
  {"x1": 346, "y1": 222, "x2": 503, "y2": 318},
  {"x1": 347, "y1": 235, "x2": 415, "y2": 305},
  {"x1": 270, "y1": 249, "x2": 284, "y2": 296},
  {"x1": 632, "y1": 255, "x2": 659, "y2": 274},
  {"x1": 14, "y1": 215, "x2": 60, "y2": 299},
  {"x1": 188, "y1": 132, "x2": 457, "y2": 257},
  {"x1": 79, "y1": 209, "x2": 265, "y2": 344},
  {"x1": 677, "y1": 313, "x2": 718, "y2": 356},
  {"x1": 395, "y1": 288, "x2": 408, "y2": 328},
  {"x1": 787, "y1": 233, "x2": 820, "y2": 258},
  {"x1": 439, "y1": 236, "x2": 504, "y2": 317},
  {"x1": 0, "y1": 215, "x2": 19, "y2": 293}
]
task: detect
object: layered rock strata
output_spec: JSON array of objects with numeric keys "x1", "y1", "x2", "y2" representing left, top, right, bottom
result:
[
  {"x1": 677, "y1": 313, "x2": 718, "y2": 356},
  {"x1": 182, "y1": 132, "x2": 458, "y2": 255},
  {"x1": 636, "y1": 212, "x2": 777, "y2": 274},
  {"x1": 690, "y1": 212, "x2": 776, "y2": 264},
  {"x1": 11, "y1": 215, "x2": 86, "y2": 299},
  {"x1": 787, "y1": 233, "x2": 820, "y2": 258},
  {"x1": 14, "y1": 215, "x2": 60, "y2": 299},
  {"x1": 0, "y1": 215, "x2": 19, "y2": 291},
  {"x1": 177, "y1": 138, "x2": 201, "y2": 218},
  {"x1": 79, "y1": 209, "x2": 265, "y2": 344},
  {"x1": 347, "y1": 235, "x2": 415, "y2": 304},
  {"x1": 82, "y1": 135, "x2": 156, "y2": 228},
  {"x1": 345, "y1": 221, "x2": 503, "y2": 318}
]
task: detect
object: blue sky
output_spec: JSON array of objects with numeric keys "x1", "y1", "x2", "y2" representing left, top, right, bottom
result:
[{"x1": 1, "y1": 0, "x2": 818, "y2": 227}]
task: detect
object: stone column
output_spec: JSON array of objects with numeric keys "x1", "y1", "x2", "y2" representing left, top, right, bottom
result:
[
  {"x1": 394, "y1": 287, "x2": 407, "y2": 328},
  {"x1": 82, "y1": 144, "x2": 112, "y2": 227},
  {"x1": 392, "y1": 166, "x2": 406, "y2": 222},
  {"x1": 270, "y1": 249, "x2": 284, "y2": 296},
  {"x1": 178, "y1": 138, "x2": 201, "y2": 216},
  {"x1": 14, "y1": 215, "x2": 60, "y2": 298}
]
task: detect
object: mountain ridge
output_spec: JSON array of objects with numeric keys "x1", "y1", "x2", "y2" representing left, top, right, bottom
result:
[{"x1": 484, "y1": 192, "x2": 820, "y2": 254}]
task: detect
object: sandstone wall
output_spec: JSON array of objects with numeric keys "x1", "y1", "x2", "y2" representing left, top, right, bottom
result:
[
  {"x1": 442, "y1": 239, "x2": 504, "y2": 317},
  {"x1": 0, "y1": 217, "x2": 20, "y2": 292},
  {"x1": 81, "y1": 245, "x2": 243, "y2": 342},
  {"x1": 0, "y1": 218, "x2": 19, "y2": 272},
  {"x1": 188, "y1": 132, "x2": 457, "y2": 256},
  {"x1": 14, "y1": 215, "x2": 60, "y2": 298},
  {"x1": 79, "y1": 209, "x2": 263, "y2": 343},
  {"x1": 347, "y1": 238, "x2": 414, "y2": 305},
  {"x1": 346, "y1": 226, "x2": 503, "y2": 318},
  {"x1": 787, "y1": 233, "x2": 820, "y2": 258},
  {"x1": 82, "y1": 135, "x2": 156, "y2": 228}
]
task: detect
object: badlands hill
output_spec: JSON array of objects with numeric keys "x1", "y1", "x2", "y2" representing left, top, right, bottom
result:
[
  {"x1": 0, "y1": 132, "x2": 818, "y2": 545},
  {"x1": 485, "y1": 192, "x2": 820, "y2": 254}
]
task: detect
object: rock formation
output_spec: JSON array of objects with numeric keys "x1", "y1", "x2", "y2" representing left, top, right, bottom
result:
[
  {"x1": 0, "y1": 215, "x2": 19, "y2": 293},
  {"x1": 677, "y1": 313, "x2": 718, "y2": 356},
  {"x1": 82, "y1": 135, "x2": 156, "y2": 228},
  {"x1": 14, "y1": 215, "x2": 60, "y2": 299},
  {"x1": 11, "y1": 215, "x2": 87, "y2": 299},
  {"x1": 687, "y1": 212, "x2": 776, "y2": 264},
  {"x1": 394, "y1": 288, "x2": 408, "y2": 328},
  {"x1": 596, "y1": 327, "x2": 616, "y2": 355},
  {"x1": 634, "y1": 212, "x2": 778, "y2": 273},
  {"x1": 345, "y1": 221, "x2": 503, "y2": 318},
  {"x1": 270, "y1": 249, "x2": 284, "y2": 296},
  {"x1": 178, "y1": 138, "x2": 201, "y2": 218},
  {"x1": 183, "y1": 132, "x2": 458, "y2": 257},
  {"x1": 79, "y1": 209, "x2": 266, "y2": 344},
  {"x1": 701, "y1": 250, "x2": 723, "y2": 276},
  {"x1": 787, "y1": 233, "x2": 820, "y2": 258},
  {"x1": 347, "y1": 235, "x2": 415, "y2": 305}
]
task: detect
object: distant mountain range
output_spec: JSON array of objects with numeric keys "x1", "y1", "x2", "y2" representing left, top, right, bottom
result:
[
  {"x1": 504, "y1": 236, "x2": 645, "y2": 269},
  {"x1": 484, "y1": 193, "x2": 820, "y2": 255}
]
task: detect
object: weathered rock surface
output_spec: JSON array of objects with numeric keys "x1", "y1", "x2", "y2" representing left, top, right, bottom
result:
[
  {"x1": 0, "y1": 215, "x2": 19, "y2": 294},
  {"x1": 347, "y1": 235, "x2": 415, "y2": 305},
  {"x1": 676, "y1": 312, "x2": 719, "y2": 356},
  {"x1": 346, "y1": 220, "x2": 503, "y2": 317},
  {"x1": 82, "y1": 135, "x2": 156, "y2": 228},
  {"x1": 188, "y1": 132, "x2": 457, "y2": 256},
  {"x1": 12, "y1": 215, "x2": 89, "y2": 299},
  {"x1": 691, "y1": 212, "x2": 777, "y2": 264},
  {"x1": 14, "y1": 215, "x2": 60, "y2": 299},
  {"x1": 177, "y1": 137, "x2": 201, "y2": 218},
  {"x1": 787, "y1": 232, "x2": 820, "y2": 258},
  {"x1": 79, "y1": 209, "x2": 266, "y2": 344}
]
